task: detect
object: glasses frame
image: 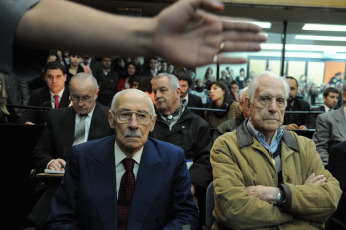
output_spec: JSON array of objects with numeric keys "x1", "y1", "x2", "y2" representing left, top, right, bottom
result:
[
  {"x1": 111, "y1": 110, "x2": 153, "y2": 125},
  {"x1": 69, "y1": 95, "x2": 95, "y2": 103}
]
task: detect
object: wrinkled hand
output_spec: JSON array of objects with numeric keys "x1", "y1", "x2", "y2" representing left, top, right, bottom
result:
[
  {"x1": 191, "y1": 184, "x2": 195, "y2": 195},
  {"x1": 298, "y1": 125, "x2": 307, "y2": 130},
  {"x1": 25, "y1": 121, "x2": 35, "y2": 125},
  {"x1": 152, "y1": 0, "x2": 267, "y2": 67},
  {"x1": 304, "y1": 173, "x2": 326, "y2": 185},
  {"x1": 285, "y1": 123, "x2": 299, "y2": 130},
  {"x1": 48, "y1": 158, "x2": 66, "y2": 171},
  {"x1": 246, "y1": 185, "x2": 280, "y2": 204}
]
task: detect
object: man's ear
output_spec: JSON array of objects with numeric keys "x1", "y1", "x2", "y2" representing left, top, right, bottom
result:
[
  {"x1": 245, "y1": 97, "x2": 251, "y2": 111},
  {"x1": 149, "y1": 114, "x2": 157, "y2": 132},
  {"x1": 108, "y1": 110, "x2": 115, "y2": 129}
]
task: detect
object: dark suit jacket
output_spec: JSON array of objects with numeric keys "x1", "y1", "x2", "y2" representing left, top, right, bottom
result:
[
  {"x1": 47, "y1": 136, "x2": 198, "y2": 230},
  {"x1": 307, "y1": 105, "x2": 325, "y2": 129},
  {"x1": 283, "y1": 97, "x2": 310, "y2": 127},
  {"x1": 32, "y1": 102, "x2": 113, "y2": 172},
  {"x1": 187, "y1": 93, "x2": 204, "y2": 118},
  {"x1": 329, "y1": 141, "x2": 346, "y2": 222},
  {"x1": 18, "y1": 86, "x2": 70, "y2": 125}
]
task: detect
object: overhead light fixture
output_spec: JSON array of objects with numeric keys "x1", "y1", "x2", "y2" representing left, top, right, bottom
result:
[
  {"x1": 252, "y1": 22, "x2": 271, "y2": 29},
  {"x1": 302, "y1": 24, "x2": 346, "y2": 32},
  {"x1": 295, "y1": 35, "x2": 346, "y2": 41},
  {"x1": 231, "y1": 21, "x2": 271, "y2": 29},
  {"x1": 261, "y1": 43, "x2": 346, "y2": 52}
]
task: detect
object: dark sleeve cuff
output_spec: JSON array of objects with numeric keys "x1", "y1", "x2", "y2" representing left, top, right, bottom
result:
[{"x1": 278, "y1": 184, "x2": 292, "y2": 211}]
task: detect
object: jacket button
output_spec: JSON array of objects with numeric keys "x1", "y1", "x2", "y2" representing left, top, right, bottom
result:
[{"x1": 272, "y1": 175, "x2": 275, "y2": 178}]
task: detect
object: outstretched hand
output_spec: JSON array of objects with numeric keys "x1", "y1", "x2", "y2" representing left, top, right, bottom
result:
[{"x1": 152, "y1": 0, "x2": 267, "y2": 67}]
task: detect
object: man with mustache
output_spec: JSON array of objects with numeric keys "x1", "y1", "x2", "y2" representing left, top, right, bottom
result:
[
  {"x1": 28, "y1": 73, "x2": 113, "y2": 228},
  {"x1": 47, "y1": 89, "x2": 198, "y2": 230},
  {"x1": 151, "y1": 73, "x2": 213, "y2": 229},
  {"x1": 210, "y1": 71, "x2": 341, "y2": 229}
]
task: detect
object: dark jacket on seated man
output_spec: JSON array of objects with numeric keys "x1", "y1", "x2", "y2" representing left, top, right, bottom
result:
[
  {"x1": 283, "y1": 96, "x2": 310, "y2": 127},
  {"x1": 18, "y1": 86, "x2": 70, "y2": 125}
]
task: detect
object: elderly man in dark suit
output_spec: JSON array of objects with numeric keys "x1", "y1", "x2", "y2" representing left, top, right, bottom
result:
[
  {"x1": 19, "y1": 61, "x2": 70, "y2": 125},
  {"x1": 312, "y1": 82, "x2": 346, "y2": 168},
  {"x1": 47, "y1": 89, "x2": 198, "y2": 230},
  {"x1": 27, "y1": 73, "x2": 113, "y2": 228}
]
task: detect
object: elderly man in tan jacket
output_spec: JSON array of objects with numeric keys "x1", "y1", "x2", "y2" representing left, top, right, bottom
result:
[{"x1": 210, "y1": 71, "x2": 342, "y2": 230}]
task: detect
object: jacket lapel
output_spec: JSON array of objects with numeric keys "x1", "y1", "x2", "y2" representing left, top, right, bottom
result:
[
  {"x1": 60, "y1": 107, "x2": 76, "y2": 158},
  {"x1": 127, "y1": 139, "x2": 165, "y2": 229},
  {"x1": 86, "y1": 136, "x2": 117, "y2": 229},
  {"x1": 334, "y1": 108, "x2": 346, "y2": 139},
  {"x1": 88, "y1": 103, "x2": 108, "y2": 140}
]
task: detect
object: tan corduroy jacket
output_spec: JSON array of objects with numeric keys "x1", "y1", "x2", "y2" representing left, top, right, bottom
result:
[{"x1": 210, "y1": 120, "x2": 342, "y2": 230}]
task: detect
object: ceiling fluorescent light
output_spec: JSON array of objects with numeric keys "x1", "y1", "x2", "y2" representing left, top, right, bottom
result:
[
  {"x1": 295, "y1": 35, "x2": 346, "y2": 41},
  {"x1": 261, "y1": 43, "x2": 346, "y2": 52},
  {"x1": 302, "y1": 24, "x2": 346, "y2": 32},
  {"x1": 231, "y1": 21, "x2": 271, "y2": 29}
]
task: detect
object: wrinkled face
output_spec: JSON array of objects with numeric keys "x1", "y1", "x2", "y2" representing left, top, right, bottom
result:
[
  {"x1": 127, "y1": 64, "x2": 136, "y2": 76},
  {"x1": 152, "y1": 76, "x2": 180, "y2": 115},
  {"x1": 45, "y1": 69, "x2": 66, "y2": 94},
  {"x1": 209, "y1": 84, "x2": 225, "y2": 102},
  {"x1": 69, "y1": 55, "x2": 81, "y2": 67},
  {"x1": 179, "y1": 80, "x2": 189, "y2": 98},
  {"x1": 149, "y1": 59, "x2": 157, "y2": 70},
  {"x1": 286, "y1": 78, "x2": 298, "y2": 102},
  {"x1": 324, "y1": 92, "x2": 339, "y2": 109},
  {"x1": 248, "y1": 77, "x2": 286, "y2": 135},
  {"x1": 70, "y1": 79, "x2": 98, "y2": 115},
  {"x1": 102, "y1": 57, "x2": 112, "y2": 69},
  {"x1": 108, "y1": 92, "x2": 156, "y2": 156}
]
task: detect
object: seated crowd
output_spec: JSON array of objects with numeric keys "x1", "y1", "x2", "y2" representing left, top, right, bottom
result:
[{"x1": 1, "y1": 53, "x2": 345, "y2": 230}]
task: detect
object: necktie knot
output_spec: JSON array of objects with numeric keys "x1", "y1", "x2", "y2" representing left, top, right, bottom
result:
[{"x1": 122, "y1": 158, "x2": 135, "y2": 172}]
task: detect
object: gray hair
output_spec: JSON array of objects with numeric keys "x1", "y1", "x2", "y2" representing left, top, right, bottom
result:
[
  {"x1": 240, "y1": 87, "x2": 248, "y2": 102},
  {"x1": 69, "y1": 73, "x2": 99, "y2": 91},
  {"x1": 153, "y1": 73, "x2": 180, "y2": 91},
  {"x1": 248, "y1": 71, "x2": 289, "y2": 103},
  {"x1": 110, "y1": 89, "x2": 156, "y2": 117}
]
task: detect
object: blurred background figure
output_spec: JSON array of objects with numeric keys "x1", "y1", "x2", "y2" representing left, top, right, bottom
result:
[{"x1": 205, "y1": 81, "x2": 241, "y2": 128}]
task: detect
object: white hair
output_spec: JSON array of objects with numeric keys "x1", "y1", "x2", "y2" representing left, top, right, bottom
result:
[
  {"x1": 247, "y1": 71, "x2": 289, "y2": 103},
  {"x1": 110, "y1": 89, "x2": 155, "y2": 117}
]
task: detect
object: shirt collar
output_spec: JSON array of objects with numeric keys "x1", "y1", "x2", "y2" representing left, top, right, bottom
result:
[
  {"x1": 50, "y1": 87, "x2": 65, "y2": 99},
  {"x1": 246, "y1": 118, "x2": 284, "y2": 153},
  {"x1": 114, "y1": 141, "x2": 143, "y2": 167}
]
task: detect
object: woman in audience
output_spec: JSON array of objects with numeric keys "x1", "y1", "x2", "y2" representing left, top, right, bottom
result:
[
  {"x1": 117, "y1": 61, "x2": 137, "y2": 91},
  {"x1": 66, "y1": 53, "x2": 85, "y2": 84},
  {"x1": 204, "y1": 81, "x2": 241, "y2": 128}
]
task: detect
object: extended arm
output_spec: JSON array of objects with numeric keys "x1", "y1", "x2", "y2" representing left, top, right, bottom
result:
[{"x1": 16, "y1": 0, "x2": 266, "y2": 67}]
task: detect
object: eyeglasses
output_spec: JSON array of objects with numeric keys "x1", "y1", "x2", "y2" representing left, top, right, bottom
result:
[
  {"x1": 112, "y1": 110, "x2": 152, "y2": 125},
  {"x1": 70, "y1": 96, "x2": 94, "y2": 103}
]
